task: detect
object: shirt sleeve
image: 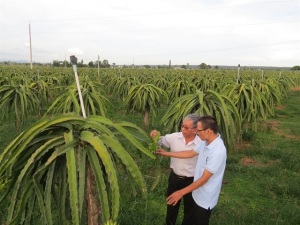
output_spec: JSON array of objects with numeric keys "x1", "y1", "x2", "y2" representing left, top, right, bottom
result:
[{"x1": 158, "y1": 134, "x2": 172, "y2": 148}]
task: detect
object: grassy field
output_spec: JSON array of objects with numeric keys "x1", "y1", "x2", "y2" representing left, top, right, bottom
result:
[
  {"x1": 117, "y1": 89, "x2": 300, "y2": 225},
  {"x1": 0, "y1": 89, "x2": 299, "y2": 225}
]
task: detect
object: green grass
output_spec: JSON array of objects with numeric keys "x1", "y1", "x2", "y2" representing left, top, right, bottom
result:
[
  {"x1": 117, "y1": 90, "x2": 300, "y2": 225},
  {"x1": 0, "y1": 90, "x2": 299, "y2": 225}
]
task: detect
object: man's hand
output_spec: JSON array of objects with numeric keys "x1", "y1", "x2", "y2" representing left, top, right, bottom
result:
[
  {"x1": 156, "y1": 149, "x2": 168, "y2": 156},
  {"x1": 166, "y1": 191, "x2": 184, "y2": 206},
  {"x1": 150, "y1": 130, "x2": 159, "y2": 139}
]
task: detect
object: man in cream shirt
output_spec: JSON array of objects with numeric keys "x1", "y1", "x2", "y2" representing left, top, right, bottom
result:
[{"x1": 150, "y1": 114, "x2": 202, "y2": 225}]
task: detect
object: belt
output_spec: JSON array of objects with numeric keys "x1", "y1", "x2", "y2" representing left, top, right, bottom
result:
[{"x1": 171, "y1": 170, "x2": 193, "y2": 179}]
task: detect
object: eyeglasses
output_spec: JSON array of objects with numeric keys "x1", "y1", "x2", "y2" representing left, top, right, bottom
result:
[
  {"x1": 181, "y1": 124, "x2": 195, "y2": 130},
  {"x1": 196, "y1": 128, "x2": 207, "y2": 134}
]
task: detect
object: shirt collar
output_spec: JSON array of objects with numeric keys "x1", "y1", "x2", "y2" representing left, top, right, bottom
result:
[
  {"x1": 206, "y1": 134, "x2": 221, "y2": 150},
  {"x1": 179, "y1": 132, "x2": 201, "y2": 145}
]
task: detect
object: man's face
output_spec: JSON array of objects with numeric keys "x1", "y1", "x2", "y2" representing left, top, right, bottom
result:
[
  {"x1": 196, "y1": 122, "x2": 208, "y2": 141},
  {"x1": 181, "y1": 120, "x2": 197, "y2": 137}
]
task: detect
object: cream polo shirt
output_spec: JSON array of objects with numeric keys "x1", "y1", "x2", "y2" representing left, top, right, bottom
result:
[
  {"x1": 192, "y1": 135, "x2": 227, "y2": 210},
  {"x1": 158, "y1": 132, "x2": 202, "y2": 177}
]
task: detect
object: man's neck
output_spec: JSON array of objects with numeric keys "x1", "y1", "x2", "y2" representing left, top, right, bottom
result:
[
  {"x1": 184, "y1": 135, "x2": 196, "y2": 144},
  {"x1": 206, "y1": 133, "x2": 218, "y2": 145}
]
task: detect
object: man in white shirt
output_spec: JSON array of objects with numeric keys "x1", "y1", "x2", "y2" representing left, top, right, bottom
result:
[
  {"x1": 156, "y1": 115, "x2": 227, "y2": 225},
  {"x1": 150, "y1": 114, "x2": 202, "y2": 225}
]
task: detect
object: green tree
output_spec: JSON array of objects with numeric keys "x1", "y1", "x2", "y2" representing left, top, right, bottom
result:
[
  {"x1": 0, "y1": 114, "x2": 154, "y2": 225},
  {"x1": 0, "y1": 79, "x2": 39, "y2": 128},
  {"x1": 161, "y1": 89, "x2": 241, "y2": 150},
  {"x1": 167, "y1": 80, "x2": 197, "y2": 103},
  {"x1": 52, "y1": 60, "x2": 60, "y2": 67},
  {"x1": 88, "y1": 61, "x2": 95, "y2": 67},
  {"x1": 45, "y1": 82, "x2": 111, "y2": 117},
  {"x1": 199, "y1": 63, "x2": 209, "y2": 69},
  {"x1": 291, "y1": 65, "x2": 300, "y2": 70},
  {"x1": 222, "y1": 81, "x2": 276, "y2": 132},
  {"x1": 107, "y1": 77, "x2": 139, "y2": 101},
  {"x1": 123, "y1": 83, "x2": 168, "y2": 128},
  {"x1": 102, "y1": 60, "x2": 110, "y2": 68}
]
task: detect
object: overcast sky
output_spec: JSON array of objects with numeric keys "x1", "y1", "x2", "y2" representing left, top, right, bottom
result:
[{"x1": 1, "y1": 0, "x2": 299, "y2": 67}]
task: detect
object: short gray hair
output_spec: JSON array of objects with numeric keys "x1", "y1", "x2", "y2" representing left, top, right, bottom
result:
[{"x1": 183, "y1": 113, "x2": 201, "y2": 128}]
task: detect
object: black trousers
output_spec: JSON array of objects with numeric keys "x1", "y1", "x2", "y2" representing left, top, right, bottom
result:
[
  {"x1": 192, "y1": 200, "x2": 212, "y2": 225},
  {"x1": 165, "y1": 170, "x2": 194, "y2": 225}
]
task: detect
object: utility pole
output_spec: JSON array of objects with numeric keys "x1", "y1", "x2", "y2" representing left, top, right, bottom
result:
[
  {"x1": 236, "y1": 64, "x2": 240, "y2": 83},
  {"x1": 70, "y1": 55, "x2": 86, "y2": 118},
  {"x1": 29, "y1": 23, "x2": 33, "y2": 69},
  {"x1": 98, "y1": 55, "x2": 100, "y2": 76}
]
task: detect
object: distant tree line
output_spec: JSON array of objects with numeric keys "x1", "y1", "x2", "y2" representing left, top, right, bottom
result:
[
  {"x1": 291, "y1": 65, "x2": 300, "y2": 70},
  {"x1": 52, "y1": 59, "x2": 111, "y2": 68},
  {"x1": 1, "y1": 60, "x2": 298, "y2": 71}
]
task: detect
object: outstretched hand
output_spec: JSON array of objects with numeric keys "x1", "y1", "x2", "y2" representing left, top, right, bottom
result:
[
  {"x1": 156, "y1": 149, "x2": 167, "y2": 156},
  {"x1": 166, "y1": 191, "x2": 183, "y2": 206}
]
